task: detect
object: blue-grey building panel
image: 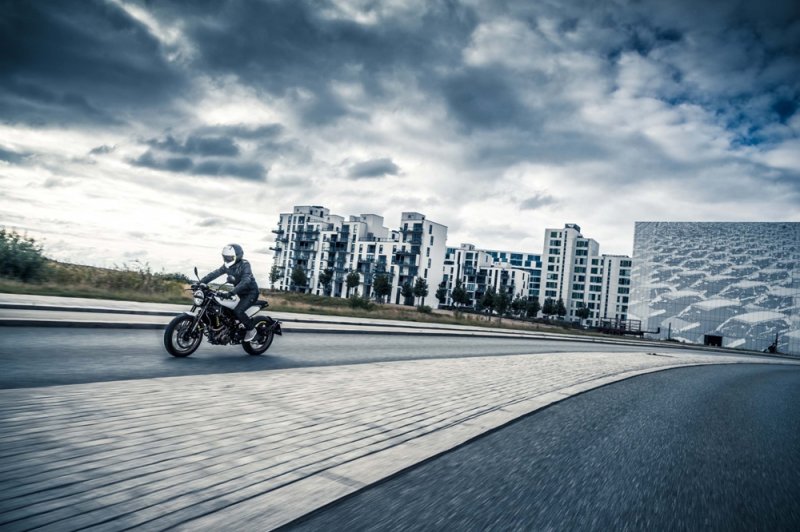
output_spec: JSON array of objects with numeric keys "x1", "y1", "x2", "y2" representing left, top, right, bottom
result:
[{"x1": 630, "y1": 222, "x2": 800, "y2": 355}]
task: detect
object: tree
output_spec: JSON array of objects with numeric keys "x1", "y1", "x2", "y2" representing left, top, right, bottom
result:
[
  {"x1": 510, "y1": 295, "x2": 526, "y2": 317},
  {"x1": 556, "y1": 297, "x2": 567, "y2": 319},
  {"x1": 413, "y1": 277, "x2": 429, "y2": 306},
  {"x1": 401, "y1": 281, "x2": 414, "y2": 305},
  {"x1": 269, "y1": 264, "x2": 281, "y2": 290},
  {"x1": 290, "y1": 266, "x2": 307, "y2": 292},
  {"x1": 526, "y1": 297, "x2": 541, "y2": 318},
  {"x1": 435, "y1": 281, "x2": 448, "y2": 307},
  {"x1": 481, "y1": 286, "x2": 497, "y2": 318},
  {"x1": 345, "y1": 270, "x2": 360, "y2": 297},
  {"x1": 372, "y1": 273, "x2": 392, "y2": 303},
  {"x1": 0, "y1": 228, "x2": 47, "y2": 282},
  {"x1": 318, "y1": 268, "x2": 333, "y2": 296},
  {"x1": 451, "y1": 278, "x2": 469, "y2": 308},
  {"x1": 575, "y1": 306, "x2": 591, "y2": 325},
  {"x1": 495, "y1": 291, "x2": 510, "y2": 321},
  {"x1": 494, "y1": 290, "x2": 511, "y2": 321},
  {"x1": 542, "y1": 297, "x2": 556, "y2": 318}
]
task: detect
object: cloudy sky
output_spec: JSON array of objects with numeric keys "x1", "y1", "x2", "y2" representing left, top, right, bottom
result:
[{"x1": 1, "y1": 0, "x2": 798, "y2": 282}]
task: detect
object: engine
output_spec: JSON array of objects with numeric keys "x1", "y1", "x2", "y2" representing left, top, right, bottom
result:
[{"x1": 204, "y1": 305, "x2": 237, "y2": 344}]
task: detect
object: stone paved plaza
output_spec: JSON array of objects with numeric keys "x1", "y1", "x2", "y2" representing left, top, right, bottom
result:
[{"x1": 0, "y1": 350, "x2": 795, "y2": 530}]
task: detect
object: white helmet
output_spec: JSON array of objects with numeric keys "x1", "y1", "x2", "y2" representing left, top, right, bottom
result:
[{"x1": 222, "y1": 243, "x2": 243, "y2": 267}]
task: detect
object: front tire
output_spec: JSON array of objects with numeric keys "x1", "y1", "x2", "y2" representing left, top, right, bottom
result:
[
  {"x1": 164, "y1": 315, "x2": 202, "y2": 357},
  {"x1": 242, "y1": 317, "x2": 275, "y2": 356}
]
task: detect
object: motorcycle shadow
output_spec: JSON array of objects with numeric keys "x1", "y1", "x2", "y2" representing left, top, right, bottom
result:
[{"x1": 163, "y1": 349, "x2": 297, "y2": 371}]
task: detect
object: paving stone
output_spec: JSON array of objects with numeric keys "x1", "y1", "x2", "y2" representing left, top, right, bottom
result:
[{"x1": 0, "y1": 351, "x2": 795, "y2": 530}]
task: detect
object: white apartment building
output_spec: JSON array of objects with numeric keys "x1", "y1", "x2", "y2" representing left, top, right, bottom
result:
[
  {"x1": 482, "y1": 248, "x2": 542, "y2": 300},
  {"x1": 271, "y1": 206, "x2": 447, "y2": 307},
  {"x1": 540, "y1": 224, "x2": 631, "y2": 325},
  {"x1": 597, "y1": 255, "x2": 632, "y2": 322},
  {"x1": 442, "y1": 244, "x2": 532, "y2": 307},
  {"x1": 271, "y1": 205, "x2": 343, "y2": 293},
  {"x1": 395, "y1": 212, "x2": 448, "y2": 307}
]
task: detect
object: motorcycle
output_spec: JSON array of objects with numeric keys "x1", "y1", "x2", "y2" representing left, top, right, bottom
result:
[{"x1": 163, "y1": 267, "x2": 282, "y2": 357}]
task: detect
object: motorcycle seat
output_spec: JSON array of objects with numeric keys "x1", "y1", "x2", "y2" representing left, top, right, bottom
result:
[{"x1": 254, "y1": 300, "x2": 269, "y2": 309}]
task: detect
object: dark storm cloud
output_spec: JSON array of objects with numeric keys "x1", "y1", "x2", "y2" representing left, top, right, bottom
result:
[
  {"x1": 147, "y1": 0, "x2": 477, "y2": 124},
  {"x1": 0, "y1": 0, "x2": 186, "y2": 126},
  {"x1": 519, "y1": 194, "x2": 557, "y2": 211},
  {"x1": 0, "y1": 146, "x2": 30, "y2": 164},
  {"x1": 131, "y1": 150, "x2": 267, "y2": 181},
  {"x1": 145, "y1": 124, "x2": 311, "y2": 162},
  {"x1": 443, "y1": 68, "x2": 535, "y2": 131},
  {"x1": 196, "y1": 124, "x2": 285, "y2": 140},
  {"x1": 2, "y1": 0, "x2": 798, "y2": 186},
  {"x1": 88, "y1": 145, "x2": 115, "y2": 156},
  {"x1": 348, "y1": 158, "x2": 400, "y2": 179},
  {"x1": 193, "y1": 160, "x2": 266, "y2": 181},
  {"x1": 147, "y1": 135, "x2": 240, "y2": 157}
]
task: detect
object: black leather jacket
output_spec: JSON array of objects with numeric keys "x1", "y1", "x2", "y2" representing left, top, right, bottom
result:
[{"x1": 200, "y1": 259, "x2": 259, "y2": 296}]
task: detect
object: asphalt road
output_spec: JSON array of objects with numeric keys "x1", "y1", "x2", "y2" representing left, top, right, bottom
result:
[
  {"x1": 284, "y1": 363, "x2": 800, "y2": 531},
  {"x1": 0, "y1": 327, "x2": 654, "y2": 389}
]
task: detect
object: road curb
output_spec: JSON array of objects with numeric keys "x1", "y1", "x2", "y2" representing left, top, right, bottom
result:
[{"x1": 0, "y1": 319, "x2": 549, "y2": 339}]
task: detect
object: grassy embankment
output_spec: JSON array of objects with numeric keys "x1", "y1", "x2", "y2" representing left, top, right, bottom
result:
[
  {"x1": 0, "y1": 260, "x2": 192, "y2": 304},
  {"x1": 0, "y1": 265, "x2": 569, "y2": 332}
]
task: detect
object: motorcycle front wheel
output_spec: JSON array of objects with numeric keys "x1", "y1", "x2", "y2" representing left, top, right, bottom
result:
[
  {"x1": 164, "y1": 315, "x2": 202, "y2": 357},
  {"x1": 242, "y1": 317, "x2": 275, "y2": 356}
]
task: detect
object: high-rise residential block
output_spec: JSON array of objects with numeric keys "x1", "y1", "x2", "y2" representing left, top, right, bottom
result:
[
  {"x1": 271, "y1": 206, "x2": 447, "y2": 307},
  {"x1": 539, "y1": 224, "x2": 631, "y2": 324}
]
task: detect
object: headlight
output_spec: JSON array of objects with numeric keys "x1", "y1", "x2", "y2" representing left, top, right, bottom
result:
[{"x1": 193, "y1": 290, "x2": 205, "y2": 305}]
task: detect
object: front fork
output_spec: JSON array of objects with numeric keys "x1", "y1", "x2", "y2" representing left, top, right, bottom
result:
[{"x1": 184, "y1": 305, "x2": 206, "y2": 337}]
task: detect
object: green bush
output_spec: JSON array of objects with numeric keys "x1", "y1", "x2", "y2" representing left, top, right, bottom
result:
[
  {"x1": 348, "y1": 295, "x2": 374, "y2": 310},
  {"x1": 417, "y1": 305, "x2": 432, "y2": 314},
  {"x1": 0, "y1": 228, "x2": 47, "y2": 282}
]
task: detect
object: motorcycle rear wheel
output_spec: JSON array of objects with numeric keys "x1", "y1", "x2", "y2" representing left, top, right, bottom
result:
[
  {"x1": 242, "y1": 317, "x2": 275, "y2": 356},
  {"x1": 164, "y1": 315, "x2": 202, "y2": 357}
]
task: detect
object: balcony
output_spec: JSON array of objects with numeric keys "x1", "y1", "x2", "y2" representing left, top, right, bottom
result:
[
  {"x1": 271, "y1": 228, "x2": 284, "y2": 234},
  {"x1": 401, "y1": 226, "x2": 424, "y2": 234}
]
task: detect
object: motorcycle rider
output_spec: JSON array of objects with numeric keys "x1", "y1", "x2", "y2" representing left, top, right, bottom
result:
[{"x1": 199, "y1": 244, "x2": 260, "y2": 342}]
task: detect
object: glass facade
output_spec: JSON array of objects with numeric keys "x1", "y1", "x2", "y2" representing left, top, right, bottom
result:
[{"x1": 630, "y1": 222, "x2": 800, "y2": 355}]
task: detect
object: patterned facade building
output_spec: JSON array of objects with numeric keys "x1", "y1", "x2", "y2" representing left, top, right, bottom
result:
[{"x1": 630, "y1": 222, "x2": 800, "y2": 355}]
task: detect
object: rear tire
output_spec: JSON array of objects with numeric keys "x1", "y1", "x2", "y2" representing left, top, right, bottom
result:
[
  {"x1": 164, "y1": 315, "x2": 202, "y2": 357},
  {"x1": 242, "y1": 317, "x2": 275, "y2": 355}
]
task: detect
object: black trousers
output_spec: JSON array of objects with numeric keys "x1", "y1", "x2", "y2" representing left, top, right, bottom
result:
[{"x1": 233, "y1": 291, "x2": 258, "y2": 329}]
